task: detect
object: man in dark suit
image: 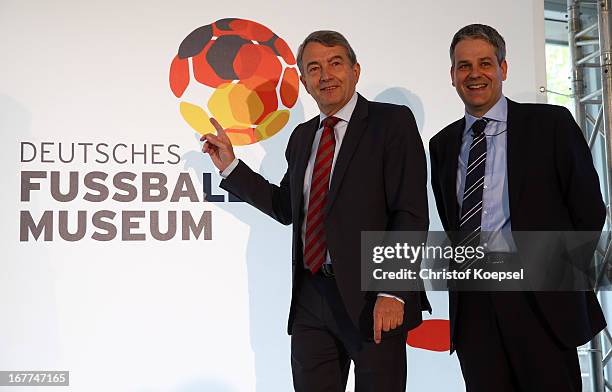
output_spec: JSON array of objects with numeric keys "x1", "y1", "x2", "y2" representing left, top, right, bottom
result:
[
  {"x1": 429, "y1": 24, "x2": 606, "y2": 391},
  {"x1": 201, "y1": 30, "x2": 430, "y2": 391}
]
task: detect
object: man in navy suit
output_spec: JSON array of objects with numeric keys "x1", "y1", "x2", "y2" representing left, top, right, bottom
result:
[
  {"x1": 202, "y1": 30, "x2": 430, "y2": 391},
  {"x1": 429, "y1": 24, "x2": 606, "y2": 391}
]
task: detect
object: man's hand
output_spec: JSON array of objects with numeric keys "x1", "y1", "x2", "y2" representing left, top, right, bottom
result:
[
  {"x1": 201, "y1": 118, "x2": 236, "y2": 172},
  {"x1": 373, "y1": 296, "x2": 404, "y2": 344}
]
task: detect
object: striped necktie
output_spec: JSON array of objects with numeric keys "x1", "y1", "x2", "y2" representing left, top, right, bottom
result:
[
  {"x1": 458, "y1": 118, "x2": 488, "y2": 249},
  {"x1": 304, "y1": 116, "x2": 340, "y2": 273}
]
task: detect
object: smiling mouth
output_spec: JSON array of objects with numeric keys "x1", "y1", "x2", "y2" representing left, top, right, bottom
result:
[
  {"x1": 320, "y1": 86, "x2": 339, "y2": 92},
  {"x1": 467, "y1": 83, "x2": 487, "y2": 90}
]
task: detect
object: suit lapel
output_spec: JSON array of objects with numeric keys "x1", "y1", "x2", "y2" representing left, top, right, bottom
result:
[
  {"x1": 446, "y1": 119, "x2": 464, "y2": 230},
  {"x1": 292, "y1": 116, "x2": 319, "y2": 219},
  {"x1": 325, "y1": 94, "x2": 369, "y2": 214},
  {"x1": 506, "y1": 99, "x2": 528, "y2": 219}
]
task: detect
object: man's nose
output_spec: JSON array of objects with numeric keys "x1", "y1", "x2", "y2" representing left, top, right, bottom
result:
[
  {"x1": 320, "y1": 65, "x2": 332, "y2": 81},
  {"x1": 468, "y1": 66, "x2": 483, "y2": 79}
]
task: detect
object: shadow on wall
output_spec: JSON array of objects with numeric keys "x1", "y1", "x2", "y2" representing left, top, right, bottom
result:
[
  {"x1": 0, "y1": 95, "x2": 65, "y2": 367},
  {"x1": 0, "y1": 94, "x2": 33, "y2": 218},
  {"x1": 182, "y1": 98, "x2": 306, "y2": 392},
  {"x1": 373, "y1": 88, "x2": 463, "y2": 391},
  {"x1": 373, "y1": 87, "x2": 441, "y2": 231},
  {"x1": 374, "y1": 87, "x2": 425, "y2": 133},
  {"x1": 0, "y1": 94, "x2": 32, "y2": 137}
]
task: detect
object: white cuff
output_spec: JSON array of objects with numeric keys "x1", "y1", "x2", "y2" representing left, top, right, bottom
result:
[
  {"x1": 220, "y1": 158, "x2": 240, "y2": 178},
  {"x1": 377, "y1": 293, "x2": 405, "y2": 304}
]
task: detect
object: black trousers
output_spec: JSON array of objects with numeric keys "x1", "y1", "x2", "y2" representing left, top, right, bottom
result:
[
  {"x1": 455, "y1": 292, "x2": 581, "y2": 392},
  {"x1": 291, "y1": 273, "x2": 407, "y2": 392}
]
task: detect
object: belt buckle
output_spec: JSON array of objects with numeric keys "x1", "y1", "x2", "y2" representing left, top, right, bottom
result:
[
  {"x1": 320, "y1": 264, "x2": 334, "y2": 278},
  {"x1": 486, "y1": 253, "x2": 510, "y2": 264}
]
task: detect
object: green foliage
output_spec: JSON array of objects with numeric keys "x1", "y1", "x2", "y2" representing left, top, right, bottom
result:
[{"x1": 545, "y1": 44, "x2": 573, "y2": 112}]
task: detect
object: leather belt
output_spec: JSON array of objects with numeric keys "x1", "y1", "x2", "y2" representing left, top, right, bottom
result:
[
  {"x1": 483, "y1": 252, "x2": 517, "y2": 264},
  {"x1": 454, "y1": 252, "x2": 517, "y2": 272},
  {"x1": 318, "y1": 263, "x2": 335, "y2": 278}
]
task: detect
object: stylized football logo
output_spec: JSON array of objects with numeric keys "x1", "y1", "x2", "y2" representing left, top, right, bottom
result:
[{"x1": 169, "y1": 18, "x2": 299, "y2": 145}]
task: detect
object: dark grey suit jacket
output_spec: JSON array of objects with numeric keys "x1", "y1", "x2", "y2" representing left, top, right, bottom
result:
[
  {"x1": 429, "y1": 99, "x2": 606, "y2": 348},
  {"x1": 221, "y1": 94, "x2": 431, "y2": 338}
]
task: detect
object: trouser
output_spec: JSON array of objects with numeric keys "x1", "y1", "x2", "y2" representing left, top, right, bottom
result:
[
  {"x1": 455, "y1": 292, "x2": 581, "y2": 392},
  {"x1": 291, "y1": 272, "x2": 407, "y2": 392}
]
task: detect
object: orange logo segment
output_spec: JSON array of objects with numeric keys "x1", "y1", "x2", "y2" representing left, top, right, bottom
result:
[{"x1": 170, "y1": 18, "x2": 299, "y2": 146}]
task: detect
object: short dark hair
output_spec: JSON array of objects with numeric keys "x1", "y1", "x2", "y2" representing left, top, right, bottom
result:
[
  {"x1": 296, "y1": 30, "x2": 357, "y2": 74},
  {"x1": 450, "y1": 24, "x2": 506, "y2": 64}
]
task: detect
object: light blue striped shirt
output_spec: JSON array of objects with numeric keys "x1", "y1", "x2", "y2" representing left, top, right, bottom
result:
[{"x1": 456, "y1": 95, "x2": 516, "y2": 252}]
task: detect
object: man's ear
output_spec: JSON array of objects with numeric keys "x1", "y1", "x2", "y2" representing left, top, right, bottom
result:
[{"x1": 353, "y1": 62, "x2": 361, "y2": 83}]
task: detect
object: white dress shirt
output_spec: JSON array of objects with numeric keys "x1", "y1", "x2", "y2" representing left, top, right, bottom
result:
[{"x1": 301, "y1": 92, "x2": 358, "y2": 264}]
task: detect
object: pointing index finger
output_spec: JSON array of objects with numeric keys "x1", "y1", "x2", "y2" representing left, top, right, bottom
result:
[{"x1": 209, "y1": 117, "x2": 228, "y2": 138}]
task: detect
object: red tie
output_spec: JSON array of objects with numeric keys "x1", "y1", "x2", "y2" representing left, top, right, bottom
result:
[{"x1": 304, "y1": 116, "x2": 340, "y2": 273}]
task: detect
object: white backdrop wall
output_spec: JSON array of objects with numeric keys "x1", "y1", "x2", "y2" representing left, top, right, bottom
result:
[{"x1": 0, "y1": 1, "x2": 545, "y2": 391}]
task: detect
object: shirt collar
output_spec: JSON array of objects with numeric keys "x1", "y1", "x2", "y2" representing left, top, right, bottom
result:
[
  {"x1": 319, "y1": 92, "x2": 358, "y2": 128},
  {"x1": 463, "y1": 95, "x2": 507, "y2": 136}
]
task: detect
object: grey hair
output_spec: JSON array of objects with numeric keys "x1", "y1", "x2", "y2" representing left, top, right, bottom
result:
[
  {"x1": 450, "y1": 24, "x2": 506, "y2": 64},
  {"x1": 296, "y1": 30, "x2": 357, "y2": 74}
]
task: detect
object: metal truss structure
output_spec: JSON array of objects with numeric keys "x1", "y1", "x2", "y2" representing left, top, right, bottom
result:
[{"x1": 567, "y1": 0, "x2": 612, "y2": 390}]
